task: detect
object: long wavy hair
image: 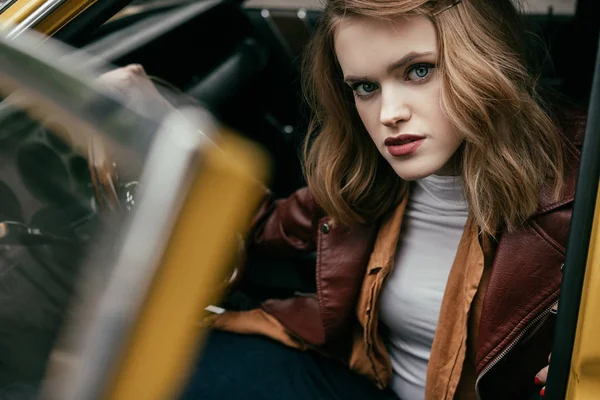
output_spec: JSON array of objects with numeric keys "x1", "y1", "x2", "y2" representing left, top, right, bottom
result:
[{"x1": 302, "y1": 0, "x2": 564, "y2": 235}]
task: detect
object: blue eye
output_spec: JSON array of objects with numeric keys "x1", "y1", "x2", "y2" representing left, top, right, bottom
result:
[
  {"x1": 353, "y1": 82, "x2": 379, "y2": 97},
  {"x1": 406, "y1": 63, "x2": 436, "y2": 81}
]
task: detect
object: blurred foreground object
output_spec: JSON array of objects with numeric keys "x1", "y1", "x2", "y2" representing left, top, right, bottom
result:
[
  {"x1": 0, "y1": 25, "x2": 270, "y2": 400},
  {"x1": 44, "y1": 111, "x2": 270, "y2": 400}
]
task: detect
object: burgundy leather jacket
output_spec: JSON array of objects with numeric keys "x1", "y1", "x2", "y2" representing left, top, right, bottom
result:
[{"x1": 245, "y1": 109, "x2": 586, "y2": 399}]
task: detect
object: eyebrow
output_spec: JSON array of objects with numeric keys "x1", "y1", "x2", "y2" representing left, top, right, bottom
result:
[{"x1": 343, "y1": 51, "x2": 435, "y2": 84}]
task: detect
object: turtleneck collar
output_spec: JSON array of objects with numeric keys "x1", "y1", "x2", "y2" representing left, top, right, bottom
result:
[{"x1": 413, "y1": 174, "x2": 467, "y2": 209}]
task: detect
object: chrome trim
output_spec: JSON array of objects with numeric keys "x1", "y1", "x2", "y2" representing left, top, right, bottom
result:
[
  {"x1": 7, "y1": 0, "x2": 68, "y2": 39},
  {"x1": 0, "y1": 0, "x2": 18, "y2": 14}
]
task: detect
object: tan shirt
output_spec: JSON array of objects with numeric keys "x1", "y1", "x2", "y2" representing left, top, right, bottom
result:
[{"x1": 350, "y1": 198, "x2": 491, "y2": 399}]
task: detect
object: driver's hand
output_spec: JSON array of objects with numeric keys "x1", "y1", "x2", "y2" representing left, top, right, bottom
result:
[{"x1": 97, "y1": 64, "x2": 177, "y2": 118}]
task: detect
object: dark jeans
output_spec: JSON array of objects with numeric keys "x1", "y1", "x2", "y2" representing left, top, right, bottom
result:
[
  {"x1": 180, "y1": 331, "x2": 399, "y2": 400},
  {"x1": 0, "y1": 383, "x2": 38, "y2": 400}
]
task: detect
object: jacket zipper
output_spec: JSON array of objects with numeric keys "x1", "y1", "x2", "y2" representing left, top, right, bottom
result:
[{"x1": 475, "y1": 300, "x2": 558, "y2": 400}]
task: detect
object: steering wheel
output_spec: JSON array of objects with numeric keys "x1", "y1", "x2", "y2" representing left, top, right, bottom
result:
[
  {"x1": 88, "y1": 135, "x2": 139, "y2": 214},
  {"x1": 86, "y1": 123, "x2": 244, "y2": 292},
  {"x1": 88, "y1": 135, "x2": 121, "y2": 213},
  {"x1": 0, "y1": 84, "x2": 243, "y2": 290}
]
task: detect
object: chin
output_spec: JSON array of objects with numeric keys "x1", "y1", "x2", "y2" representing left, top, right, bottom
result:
[
  {"x1": 390, "y1": 159, "x2": 447, "y2": 181},
  {"x1": 395, "y1": 170, "x2": 432, "y2": 181}
]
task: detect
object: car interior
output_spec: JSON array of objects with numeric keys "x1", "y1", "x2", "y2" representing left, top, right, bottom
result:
[
  {"x1": 50, "y1": 0, "x2": 600, "y2": 306},
  {"x1": 0, "y1": 0, "x2": 598, "y2": 398}
]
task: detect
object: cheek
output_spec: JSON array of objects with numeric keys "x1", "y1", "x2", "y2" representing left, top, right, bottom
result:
[
  {"x1": 423, "y1": 93, "x2": 456, "y2": 141},
  {"x1": 355, "y1": 102, "x2": 379, "y2": 138},
  {"x1": 438, "y1": 115, "x2": 461, "y2": 144}
]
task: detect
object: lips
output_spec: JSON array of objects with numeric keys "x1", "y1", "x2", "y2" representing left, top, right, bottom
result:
[
  {"x1": 384, "y1": 134, "x2": 425, "y2": 157},
  {"x1": 384, "y1": 134, "x2": 425, "y2": 146}
]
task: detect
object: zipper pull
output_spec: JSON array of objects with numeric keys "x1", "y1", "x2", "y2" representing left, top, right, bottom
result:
[{"x1": 551, "y1": 264, "x2": 564, "y2": 315}]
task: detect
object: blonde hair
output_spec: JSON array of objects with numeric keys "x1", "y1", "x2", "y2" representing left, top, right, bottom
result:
[{"x1": 302, "y1": 0, "x2": 563, "y2": 235}]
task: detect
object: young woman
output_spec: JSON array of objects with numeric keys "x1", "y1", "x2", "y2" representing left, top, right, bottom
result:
[{"x1": 181, "y1": 1, "x2": 586, "y2": 399}]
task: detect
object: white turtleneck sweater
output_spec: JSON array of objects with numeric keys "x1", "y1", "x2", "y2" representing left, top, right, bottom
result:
[{"x1": 379, "y1": 174, "x2": 469, "y2": 400}]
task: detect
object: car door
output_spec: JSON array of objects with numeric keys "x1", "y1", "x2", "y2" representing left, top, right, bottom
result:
[
  {"x1": 0, "y1": 26, "x2": 269, "y2": 399},
  {"x1": 0, "y1": 0, "x2": 134, "y2": 40},
  {"x1": 544, "y1": 7, "x2": 600, "y2": 398}
]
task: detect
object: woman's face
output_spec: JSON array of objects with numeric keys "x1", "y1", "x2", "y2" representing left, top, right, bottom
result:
[{"x1": 334, "y1": 16, "x2": 463, "y2": 180}]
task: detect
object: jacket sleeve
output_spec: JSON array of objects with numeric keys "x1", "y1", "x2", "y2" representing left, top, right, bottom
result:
[{"x1": 247, "y1": 187, "x2": 322, "y2": 256}]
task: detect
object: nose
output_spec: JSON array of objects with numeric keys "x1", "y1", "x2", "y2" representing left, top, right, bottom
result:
[{"x1": 379, "y1": 87, "x2": 411, "y2": 127}]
